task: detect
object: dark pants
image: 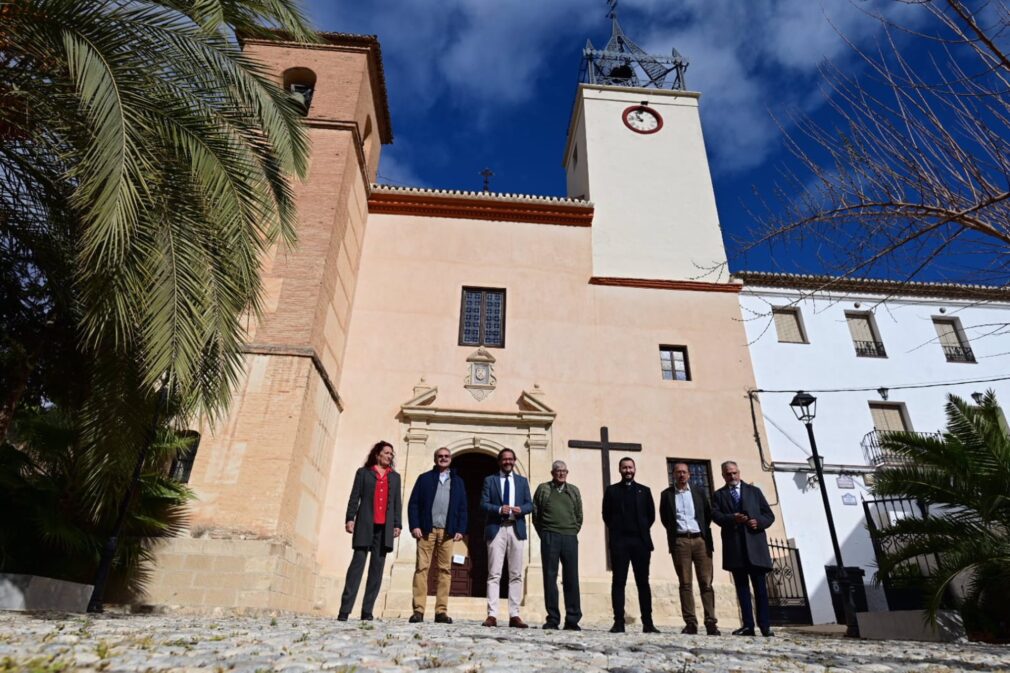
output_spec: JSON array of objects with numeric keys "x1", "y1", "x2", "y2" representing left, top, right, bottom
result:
[
  {"x1": 541, "y1": 530, "x2": 582, "y2": 627},
  {"x1": 339, "y1": 525, "x2": 387, "y2": 617},
  {"x1": 610, "y1": 535, "x2": 652, "y2": 625},
  {"x1": 732, "y1": 567, "x2": 770, "y2": 631}
]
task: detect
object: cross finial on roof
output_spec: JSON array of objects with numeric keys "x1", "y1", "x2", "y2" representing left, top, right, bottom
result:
[
  {"x1": 607, "y1": 0, "x2": 618, "y2": 20},
  {"x1": 480, "y1": 168, "x2": 494, "y2": 193}
]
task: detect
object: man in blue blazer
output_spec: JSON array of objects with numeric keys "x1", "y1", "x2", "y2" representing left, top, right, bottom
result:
[
  {"x1": 407, "y1": 447, "x2": 468, "y2": 624},
  {"x1": 479, "y1": 448, "x2": 534, "y2": 628}
]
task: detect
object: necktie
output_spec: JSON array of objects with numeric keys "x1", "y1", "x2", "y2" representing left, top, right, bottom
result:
[
  {"x1": 731, "y1": 486, "x2": 741, "y2": 509},
  {"x1": 503, "y1": 475, "x2": 511, "y2": 521}
]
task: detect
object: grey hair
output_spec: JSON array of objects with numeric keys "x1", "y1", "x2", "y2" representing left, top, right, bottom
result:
[
  {"x1": 551, "y1": 460, "x2": 567, "y2": 471},
  {"x1": 433, "y1": 447, "x2": 451, "y2": 458},
  {"x1": 720, "y1": 460, "x2": 738, "y2": 471}
]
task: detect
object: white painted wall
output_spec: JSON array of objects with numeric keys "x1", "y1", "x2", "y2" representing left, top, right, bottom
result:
[
  {"x1": 740, "y1": 285, "x2": 1010, "y2": 624},
  {"x1": 564, "y1": 84, "x2": 729, "y2": 282}
]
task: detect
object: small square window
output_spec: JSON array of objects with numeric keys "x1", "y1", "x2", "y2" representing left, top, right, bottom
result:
[
  {"x1": 659, "y1": 346, "x2": 691, "y2": 381},
  {"x1": 772, "y1": 308, "x2": 807, "y2": 344},
  {"x1": 459, "y1": 287, "x2": 506, "y2": 348}
]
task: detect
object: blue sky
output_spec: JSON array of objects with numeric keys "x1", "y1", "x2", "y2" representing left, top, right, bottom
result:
[{"x1": 304, "y1": 0, "x2": 925, "y2": 275}]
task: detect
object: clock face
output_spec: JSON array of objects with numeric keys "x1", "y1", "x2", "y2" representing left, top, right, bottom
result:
[{"x1": 622, "y1": 105, "x2": 663, "y2": 134}]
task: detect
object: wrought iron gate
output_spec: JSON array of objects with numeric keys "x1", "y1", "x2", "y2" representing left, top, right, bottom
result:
[
  {"x1": 766, "y1": 538, "x2": 812, "y2": 625},
  {"x1": 863, "y1": 497, "x2": 936, "y2": 611}
]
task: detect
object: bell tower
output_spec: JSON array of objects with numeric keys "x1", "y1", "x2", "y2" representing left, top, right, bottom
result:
[{"x1": 565, "y1": 3, "x2": 728, "y2": 282}]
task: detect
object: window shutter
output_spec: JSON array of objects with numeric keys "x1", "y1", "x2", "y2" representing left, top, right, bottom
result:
[
  {"x1": 773, "y1": 309, "x2": 805, "y2": 343},
  {"x1": 846, "y1": 314, "x2": 875, "y2": 342},
  {"x1": 869, "y1": 404, "x2": 908, "y2": 432},
  {"x1": 933, "y1": 319, "x2": 961, "y2": 348}
]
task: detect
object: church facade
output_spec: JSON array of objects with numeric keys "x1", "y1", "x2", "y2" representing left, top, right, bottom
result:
[{"x1": 144, "y1": 25, "x2": 784, "y2": 626}]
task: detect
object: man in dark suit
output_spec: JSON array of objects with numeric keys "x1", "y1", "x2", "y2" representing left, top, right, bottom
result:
[
  {"x1": 479, "y1": 448, "x2": 534, "y2": 628},
  {"x1": 712, "y1": 460, "x2": 776, "y2": 637},
  {"x1": 407, "y1": 447, "x2": 468, "y2": 624},
  {"x1": 602, "y1": 457, "x2": 659, "y2": 634},
  {"x1": 659, "y1": 462, "x2": 720, "y2": 635}
]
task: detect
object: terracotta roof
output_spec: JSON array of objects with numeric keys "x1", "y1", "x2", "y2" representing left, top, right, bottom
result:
[
  {"x1": 734, "y1": 271, "x2": 1010, "y2": 302},
  {"x1": 368, "y1": 185, "x2": 594, "y2": 226},
  {"x1": 371, "y1": 184, "x2": 592, "y2": 207}
]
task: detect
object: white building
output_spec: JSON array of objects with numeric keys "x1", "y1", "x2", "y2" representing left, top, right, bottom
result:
[{"x1": 737, "y1": 271, "x2": 1010, "y2": 625}]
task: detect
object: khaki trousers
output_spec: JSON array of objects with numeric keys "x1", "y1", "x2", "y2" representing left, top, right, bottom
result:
[
  {"x1": 672, "y1": 536, "x2": 717, "y2": 626},
  {"x1": 412, "y1": 528, "x2": 454, "y2": 615},
  {"x1": 487, "y1": 525, "x2": 524, "y2": 618}
]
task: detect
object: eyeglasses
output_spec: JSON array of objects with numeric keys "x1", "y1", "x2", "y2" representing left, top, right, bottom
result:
[
  {"x1": 552, "y1": 469, "x2": 568, "y2": 474},
  {"x1": 436, "y1": 454, "x2": 451, "y2": 460}
]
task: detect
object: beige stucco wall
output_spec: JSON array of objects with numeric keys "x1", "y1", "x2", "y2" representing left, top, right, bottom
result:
[{"x1": 317, "y1": 210, "x2": 782, "y2": 625}]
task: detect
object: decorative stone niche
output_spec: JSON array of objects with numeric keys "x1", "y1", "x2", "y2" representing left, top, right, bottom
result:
[{"x1": 464, "y1": 347, "x2": 497, "y2": 401}]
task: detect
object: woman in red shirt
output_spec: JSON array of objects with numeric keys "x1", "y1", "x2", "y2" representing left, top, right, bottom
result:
[{"x1": 338, "y1": 440, "x2": 402, "y2": 621}]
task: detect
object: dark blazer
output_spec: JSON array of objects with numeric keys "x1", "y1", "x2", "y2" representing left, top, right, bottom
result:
[
  {"x1": 345, "y1": 466, "x2": 403, "y2": 552},
  {"x1": 602, "y1": 481, "x2": 655, "y2": 551},
  {"x1": 480, "y1": 472, "x2": 534, "y2": 541},
  {"x1": 711, "y1": 481, "x2": 775, "y2": 570},
  {"x1": 407, "y1": 468, "x2": 468, "y2": 538},
  {"x1": 659, "y1": 485, "x2": 714, "y2": 554}
]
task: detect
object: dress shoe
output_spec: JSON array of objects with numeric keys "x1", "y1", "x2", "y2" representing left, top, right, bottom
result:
[
  {"x1": 732, "y1": 626, "x2": 756, "y2": 636},
  {"x1": 681, "y1": 624, "x2": 698, "y2": 635},
  {"x1": 609, "y1": 622, "x2": 625, "y2": 633},
  {"x1": 408, "y1": 612, "x2": 423, "y2": 623},
  {"x1": 642, "y1": 623, "x2": 661, "y2": 634},
  {"x1": 541, "y1": 622, "x2": 559, "y2": 630},
  {"x1": 336, "y1": 613, "x2": 348, "y2": 622},
  {"x1": 563, "y1": 623, "x2": 582, "y2": 631},
  {"x1": 509, "y1": 616, "x2": 529, "y2": 629},
  {"x1": 360, "y1": 614, "x2": 374, "y2": 621},
  {"x1": 706, "y1": 623, "x2": 721, "y2": 636},
  {"x1": 434, "y1": 613, "x2": 453, "y2": 624},
  {"x1": 761, "y1": 628, "x2": 774, "y2": 637},
  {"x1": 482, "y1": 616, "x2": 497, "y2": 627}
]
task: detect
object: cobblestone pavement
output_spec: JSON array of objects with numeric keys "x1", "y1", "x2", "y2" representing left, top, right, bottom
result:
[{"x1": 0, "y1": 613, "x2": 1007, "y2": 673}]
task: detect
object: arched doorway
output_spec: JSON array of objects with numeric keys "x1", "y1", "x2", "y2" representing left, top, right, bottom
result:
[{"x1": 423, "y1": 451, "x2": 505, "y2": 598}]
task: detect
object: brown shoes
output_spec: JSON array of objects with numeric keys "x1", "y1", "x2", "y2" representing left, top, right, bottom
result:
[{"x1": 484, "y1": 615, "x2": 528, "y2": 628}]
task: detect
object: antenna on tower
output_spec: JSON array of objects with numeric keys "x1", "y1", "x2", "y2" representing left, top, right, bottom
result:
[{"x1": 480, "y1": 168, "x2": 494, "y2": 193}]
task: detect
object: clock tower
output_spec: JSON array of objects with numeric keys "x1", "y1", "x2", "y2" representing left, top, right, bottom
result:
[{"x1": 565, "y1": 9, "x2": 729, "y2": 283}]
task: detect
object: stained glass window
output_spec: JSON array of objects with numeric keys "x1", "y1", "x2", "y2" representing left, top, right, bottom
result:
[
  {"x1": 659, "y1": 346, "x2": 690, "y2": 381},
  {"x1": 459, "y1": 288, "x2": 506, "y2": 348}
]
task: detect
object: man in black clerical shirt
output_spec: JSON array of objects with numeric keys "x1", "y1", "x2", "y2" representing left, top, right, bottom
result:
[{"x1": 601, "y1": 457, "x2": 659, "y2": 634}]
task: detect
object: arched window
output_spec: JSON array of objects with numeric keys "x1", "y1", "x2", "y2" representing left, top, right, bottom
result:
[
  {"x1": 169, "y1": 430, "x2": 201, "y2": 484},
  {"x1": 282, "y1": 67, "x2": 317, "y2": 116}
]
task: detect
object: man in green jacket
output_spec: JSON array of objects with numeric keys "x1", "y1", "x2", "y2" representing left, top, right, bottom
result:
[{"x1": 533, "y1": 460, "x2": 583, "y2": 630}]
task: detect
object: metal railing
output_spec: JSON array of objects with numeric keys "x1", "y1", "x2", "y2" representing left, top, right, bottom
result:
[
  {"x1": 853, "y1": 340, "x2": 887, "y2": 358},
  {"x1": 861, "y1": 430, "x2": 942, "y2": 468},
  {"x1": 941, "y1": 344, "x2": 976, "y2": 363}
]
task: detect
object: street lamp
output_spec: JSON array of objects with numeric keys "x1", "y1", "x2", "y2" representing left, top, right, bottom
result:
[{"x1": 789, "y1": 391, "x2": 861, "y2": 638}]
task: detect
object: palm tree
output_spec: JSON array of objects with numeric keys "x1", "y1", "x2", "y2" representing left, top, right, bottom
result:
[
  {"x1": 0, "y1": 405, "x2": 194, "y2": 598},
  {"x1": 0, "y1": 0, "x2": 316, "y2": 447},
  {"x1": 874, "y1": 392, "x2": 1010, "y2": 640}
]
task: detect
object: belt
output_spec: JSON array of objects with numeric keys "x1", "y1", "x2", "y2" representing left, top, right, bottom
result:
[
  {"x1": 677, "y1": 532, "x2": 702, "y2": 538},
  {"x1": 500, "y1": 519, "x2": 516, "y2": 526}
]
